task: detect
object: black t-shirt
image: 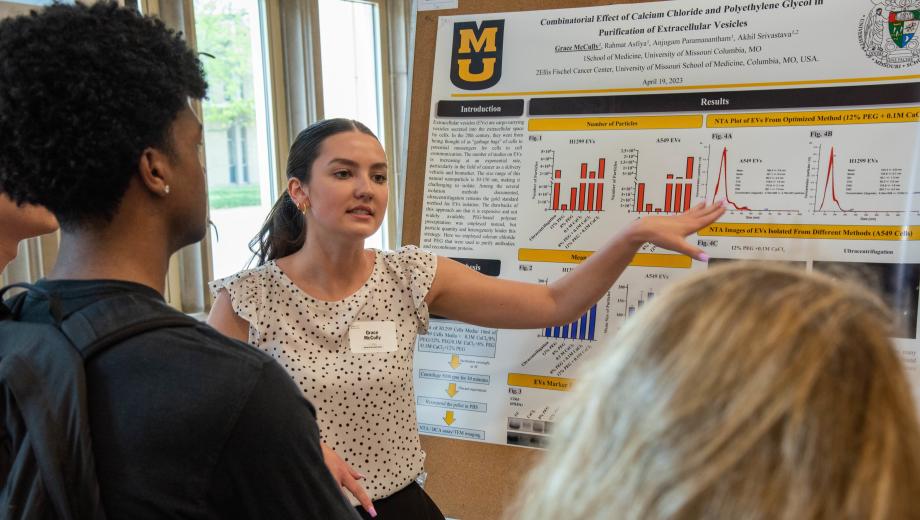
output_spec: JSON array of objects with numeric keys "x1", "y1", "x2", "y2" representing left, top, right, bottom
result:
[{"x1": 19, "y1": 279, "x2": 359, "y2": 520}]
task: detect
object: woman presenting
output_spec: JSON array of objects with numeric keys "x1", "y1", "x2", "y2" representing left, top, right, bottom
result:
[{"x1": 208, "y1": 119, "x2": 725, "y2": 519}]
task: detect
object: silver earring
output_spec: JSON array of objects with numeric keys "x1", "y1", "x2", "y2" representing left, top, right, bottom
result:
[{"x1": 164, "y1": 185, "x2": 171, "y2": 195}]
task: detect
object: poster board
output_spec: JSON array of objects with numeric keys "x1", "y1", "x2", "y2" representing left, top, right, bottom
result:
[
  {"x1": 406, "y1": 5, "x2": 629, "y2": 518},
  {"x1": 404, "y1": 1, "x2": 920, "y2": 518}
]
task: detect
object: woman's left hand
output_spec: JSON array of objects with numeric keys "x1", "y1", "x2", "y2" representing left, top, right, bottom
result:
[
  {"x1": 321, "y1": 442, "x2": 376, "y2": 517},
  {"x1": 625, "y1": 201, "x2": 725, "y2": 260}
]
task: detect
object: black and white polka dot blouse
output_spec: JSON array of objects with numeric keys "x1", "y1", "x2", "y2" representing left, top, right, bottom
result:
[{"x1": 209, "y1": 246, "x2": 437, "y2": 503}]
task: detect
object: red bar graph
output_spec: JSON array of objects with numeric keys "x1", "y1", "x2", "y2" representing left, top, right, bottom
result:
[
  {"x1": 635, "y1": 156, "x2": 696, "y2": 213},
  {"x1": 550, "y1": 157, "x2": 606, "y2": 212}
]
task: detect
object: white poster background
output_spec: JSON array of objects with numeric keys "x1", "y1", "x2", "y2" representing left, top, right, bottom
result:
[{"x1": 414, "y1": 0, "x2": 920, "y2": 447}]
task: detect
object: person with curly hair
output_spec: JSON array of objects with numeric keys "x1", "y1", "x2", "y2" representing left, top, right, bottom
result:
[
  {"x1": 0, "y1": 3, "x2": 358, "y2": 518},
  {"x1": 510, "y1": 263, "x2": 920, "y2": 520}
]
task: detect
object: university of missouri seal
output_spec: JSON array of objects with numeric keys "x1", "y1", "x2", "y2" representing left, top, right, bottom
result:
[{"x1": 859, "y1": 0, "x2": 920, "y2": 67}]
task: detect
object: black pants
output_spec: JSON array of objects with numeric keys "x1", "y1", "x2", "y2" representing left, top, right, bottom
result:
[{"x1": 355, "y1": 482, "x2": 445, "y2": 520}]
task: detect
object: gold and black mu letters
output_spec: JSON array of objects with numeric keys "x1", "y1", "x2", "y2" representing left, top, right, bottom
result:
[{"x1": 450, "y1": 20, "x2": 505, "y2": 90}]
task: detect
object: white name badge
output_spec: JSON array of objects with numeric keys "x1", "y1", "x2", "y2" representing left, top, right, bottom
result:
[{"x1": 348, "y1": 321, "x2": 398, "y2": 354}]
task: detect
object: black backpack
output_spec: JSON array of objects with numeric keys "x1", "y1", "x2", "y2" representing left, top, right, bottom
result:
[{"x1": 0, "y1": 283, "x2": 197, "y2": 520}]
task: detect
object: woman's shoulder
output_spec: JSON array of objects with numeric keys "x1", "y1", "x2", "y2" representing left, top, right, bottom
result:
[
  {"x1": 376, "y1": 246, "x2": 438, "y2": 297},
  {"x1": 377, "y1": 245, "x2": 437, "y2": 272},
  {"x1": 208, "y1": 262, "x2": 277, "y2": 299},
  {"x1": 377, "y1": 244, "x2": 435, "y2": 260},
  {"x1": 376, "y1": 246, "x2": 437, "y2": 327}
]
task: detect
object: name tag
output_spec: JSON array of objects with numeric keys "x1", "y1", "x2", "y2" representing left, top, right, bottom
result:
[{"x1": 349, "y1": 321, "x2": 398, "y2": 353}]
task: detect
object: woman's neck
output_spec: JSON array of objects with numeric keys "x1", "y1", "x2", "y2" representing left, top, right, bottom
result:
[{"x1": 278, "y1": 234, "x2": 375, "y2": 301}]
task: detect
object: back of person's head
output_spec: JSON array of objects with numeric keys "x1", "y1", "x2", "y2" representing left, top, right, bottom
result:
[
  {"x1": 0, "y1": 1, "x2": 206, "y2": 235},
  {"x1": 250, "y1": 118, "x2": 377, "y2": 265},
  {"x1": 511, "y1": 263, "x2": 920, "y2": 520}
]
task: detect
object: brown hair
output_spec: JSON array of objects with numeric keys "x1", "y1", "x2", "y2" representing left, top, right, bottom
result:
[
  {"x1": 510, "y1": 263, "x2": 920, "y2": 520},
  {"x1": 249, "y1": 118, "x2": 377, "y2": 265}
]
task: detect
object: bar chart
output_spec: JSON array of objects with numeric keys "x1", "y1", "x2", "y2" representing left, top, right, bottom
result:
[
  {"x1": 612, "y1": 282, "x2": 666, "y2": 323},
  {"x1": 550, "y1": 157, "x2": 606, "y2": 212},
  {"x1": 543, "y1": 304, "x2": 598, "y2": 341},
  {"x1": 626, "y1": 289, "x2": 654, "y2": 317},
  {"x1": 636, "y1": 156, "x2": 695, "y2": 213}
]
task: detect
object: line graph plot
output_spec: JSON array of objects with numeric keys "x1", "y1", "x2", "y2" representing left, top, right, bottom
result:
[
  {"x1": 808, "y1": 140, "x2": 917, "y2": 215},
  {"x1": 816, "y1": 146, "x2": 851, "y2": 212}
]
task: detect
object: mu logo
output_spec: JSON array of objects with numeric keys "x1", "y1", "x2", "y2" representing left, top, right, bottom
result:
[{"x1": 450, "y1": 20, "x2": 504, "y2": 90}]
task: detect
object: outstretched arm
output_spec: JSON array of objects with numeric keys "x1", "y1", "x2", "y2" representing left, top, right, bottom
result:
[{"x1": 426, "y1": 202, "x2": 725, "y2": 329}]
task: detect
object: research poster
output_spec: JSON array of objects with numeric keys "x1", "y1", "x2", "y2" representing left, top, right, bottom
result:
[{"x1": 412, "y1": 0, "x2": 920, "y2": 448}]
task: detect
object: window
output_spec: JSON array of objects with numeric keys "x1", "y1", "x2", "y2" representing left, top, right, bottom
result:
[
  {"x1": 194, "y1": 0, "x2": 276, "y2": 279},
  {"x1": 318, "y1": 0, "x2": 388, "y2": 250},
  {"x1": 0, "y1": 0, "x2": 406, "y2": 306},
  {"x1": 0, "y1": 0, "x2": 77, "y2": 19},
  {"x1": 168, "y1": 0, "x2": 406, "y2": 310}
]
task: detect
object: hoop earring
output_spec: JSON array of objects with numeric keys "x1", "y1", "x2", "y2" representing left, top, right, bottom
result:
[{"x1": 298, "y1": 203, "x2": 307, "y2": 215}]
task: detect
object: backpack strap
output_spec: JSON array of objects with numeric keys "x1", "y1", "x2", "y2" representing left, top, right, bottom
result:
[
  {"x1": 0, "y1": 327, "x2": 102, "y2": 520},
  {"x1": 3, "y1": 290, "x2": 200, "y2": 520},
  {"x1": 1, "y1": 283, "x2": 199, "y2": 356},
  {"x1": 59, "y1": 292, "x2": 200, "y2": 358},
  {"x1": 0, "y1": 283, "x2": 63, "y2": 324}
]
